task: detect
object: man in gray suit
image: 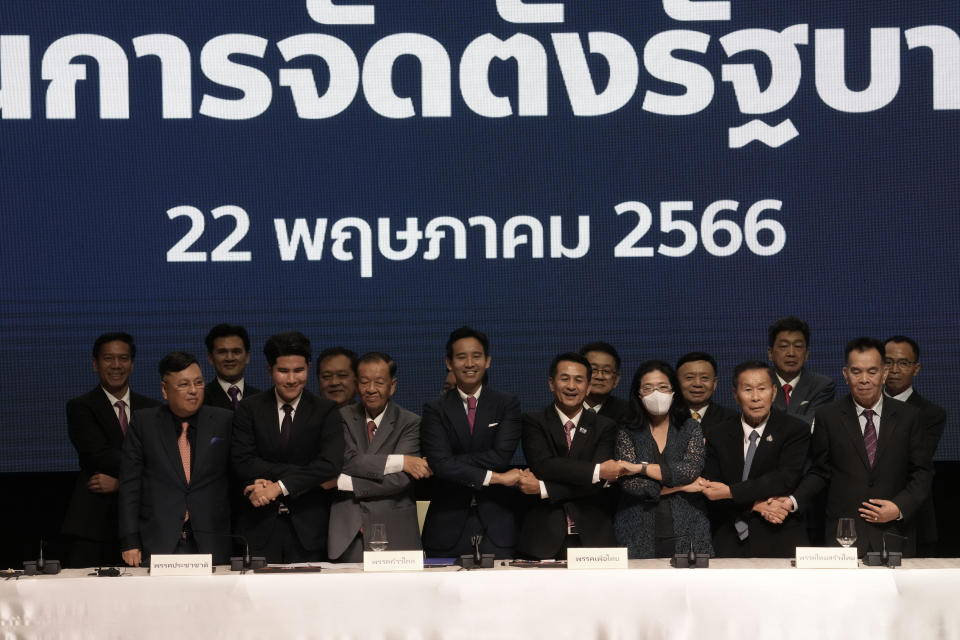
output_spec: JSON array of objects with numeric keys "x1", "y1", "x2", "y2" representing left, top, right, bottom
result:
[
  {"x1": 768, "y1": 316, "x2": 836, "y2": 425},
  {"x1": 328, "y1": 352, "x2": 431, "y2": 562}
]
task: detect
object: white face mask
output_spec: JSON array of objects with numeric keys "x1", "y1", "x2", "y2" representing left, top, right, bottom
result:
[{"x1": 641, "y1": 390, "x2": 674, "y2": 416}]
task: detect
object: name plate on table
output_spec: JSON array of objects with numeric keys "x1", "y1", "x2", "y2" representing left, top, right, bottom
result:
[
  {"x1": 567, "y1": 548, "x2": 628, "y2": 569},
  {"x1": 795, "y1": 547, "x2": 858, "y2": 569},
  {"x1": 150, "y1": 554, "x2": 213, "y2": 576},
  {"x1": 363, "y1": 551, "x2": 424, "y2": 572}
]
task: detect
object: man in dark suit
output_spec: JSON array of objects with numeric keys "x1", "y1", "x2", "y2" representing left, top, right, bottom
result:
[
  {"x1": 62, "y1": 332, "x2": 159, "y2": 568},
  {"x1": 516, "y1": 353, "x2": 621, "y2": 559},
  {"x1": 203, "y1": 324, "x2": 260, "y2": 411},
  {"x1": 118, "y1": 352, "x2": 234, "y2": 566},
  {"x1": 232, "y1": 332, "x2": 344, "y2": 563},
  {"x1": 784, "y1": 338, "x2": 933, "y2": 557},
  {"x1": 767, "y1": 316, "x2": 836, "y2": 425},
  {"x1": 702, "y1": 361, "x2": 810, "y2": 557},
  {"x1": 884, "y1": 335, "x2": 946, "y2": 556},
  {"x1": 579, "y1": 342, "x2": 629, "y2": 423},
  {"x1": 329, "y1": 352, "x2": 431, "y2": 562},
  {"x1": 676, "y1": 351, "x2": 738, "y2": 436},
  {"x1": 420, "y1": 326, "x2": 523, "y2": 558}
]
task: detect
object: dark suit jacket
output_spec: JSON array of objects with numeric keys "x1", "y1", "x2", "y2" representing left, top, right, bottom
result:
[
  {"x1": 773, "y1": 368, "x2": 835, "y2": 425},
  {"x1": 232, "y1": 389, "x2": 344, "y2": 553},
  {"x1": 420, "y1": 387, "x2": 522, "y2": 553},
  {"x1": 204, "y1": 379, "x2": 260, "y2": 411},
  {"x1": 698, "y1": 402, "x2": 739, "y2": 439},
  {"x1": 793, "y1": 395, "x2": 933, "y2": 556},
  {"x1": 517, "y1": 406, "x2": 617, "y2": 559},
  {"x1": 118, "y1": 405, "x2": 234, "y2": 563},
  {"x1": 62, "y1": 387, "x2": 159, "y2": 541},
  {"x1": 905, "y1": 390, "x2": 946, "y2": 547},
  {"x1": 704, "y1": 410, "x2": 810, "y2": 557},
  {"x1": 328, "y1": 401, "x2": 422, "y2": 559},
  {"x1": 596, "y1": 396, "x2": 629, "y2": 424}
]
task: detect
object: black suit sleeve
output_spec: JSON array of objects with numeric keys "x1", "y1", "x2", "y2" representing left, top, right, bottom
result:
[
  {"x1": 523, "y1": 413, "x2": 613, "y2": 503},
  {"x1": 67, "y1": 397, "x2": 121, "y2": 477},
  {"x1": 279, "y1": 405, "x2": 344, "y2": 496},
  {"x1": 890, "y1": 410, "x2": 934, "y2": 520},
  {"x1": 729, "y1": 420, "x2": 810, "y2": 505},
  {"x1": 117, "y1": 416, "x2": 145, "y2": 552}
]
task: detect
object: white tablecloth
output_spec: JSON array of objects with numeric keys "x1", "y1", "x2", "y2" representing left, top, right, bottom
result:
[{"x1": 3, "y1": 559, "x2": 960, "y2": 639}]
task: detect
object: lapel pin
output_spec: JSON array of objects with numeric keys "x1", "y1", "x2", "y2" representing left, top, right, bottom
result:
[
  {"x1": 765, "y1": 434, "x2": 773, "y2": 442},
  {"x1": 578, "y1": 426, "x2": 588, "y2": 435}
]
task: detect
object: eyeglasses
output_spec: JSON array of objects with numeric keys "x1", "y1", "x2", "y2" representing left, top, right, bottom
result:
[
  {"x1": 172, "y1": 380, "x2": 204, "y2": 391},
  {"x1": 884, "y1": 359, "x2": 916, "y2": 369},
  {"x1": 639, "y1": 384, "x2": 672, "y2": 395},
  {"x1": 591, "y1": 367, "x2": 617, "y2": 377}
]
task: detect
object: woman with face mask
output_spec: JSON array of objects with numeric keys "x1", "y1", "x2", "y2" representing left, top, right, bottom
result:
[{"x1": 613, "y1": 360, "x2": 713, "y2": 559}]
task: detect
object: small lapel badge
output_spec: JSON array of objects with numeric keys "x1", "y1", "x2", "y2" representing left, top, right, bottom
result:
[
  {"x1": 578, "y1": 426, "x2": 588, "y2": 435},
  {"x1": 765, "y1": 434, "x2": 774, "y2": 442}
]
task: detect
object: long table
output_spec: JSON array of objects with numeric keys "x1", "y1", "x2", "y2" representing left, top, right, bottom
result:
[{"x1": 3, "y1": 559, "x2": 960, "y2": 639}]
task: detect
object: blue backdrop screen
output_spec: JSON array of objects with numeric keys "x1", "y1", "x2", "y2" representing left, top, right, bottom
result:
[{"x1": 2, "y1": 1, "x2": 958, "y2": 471}]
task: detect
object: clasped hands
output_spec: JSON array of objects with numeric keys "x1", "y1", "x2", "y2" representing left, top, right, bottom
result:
[{"x1": 244, "y1": 479, "x2": 282, "y2": 507}]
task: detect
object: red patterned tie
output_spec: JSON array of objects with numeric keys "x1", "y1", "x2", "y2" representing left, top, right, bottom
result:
[
  {"x1": 367, "y1": 420, "x2": 376, "y2": 444},
  {"x1": 863, "y1": 409, "x2": 878, "y2": 467},
  {"x1": 782, "y1": 384, "x2": 792, "y2": 407},
  {"x1": 115, "y1": 400, "x2": 128, "y2": 435},
  {"x1": 466, "y1": 396, "x2": 477, "y2": 434},
  {"x1": 178, "y1": 421, "x2": 191, "y2": 521},
  {"x1": 564, "y1": 420, "x2": 576, "y2": 530}
]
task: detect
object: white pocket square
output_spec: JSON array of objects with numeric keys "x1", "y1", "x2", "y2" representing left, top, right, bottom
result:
[
  {"x1": 487, "y1": 422, "x2": 498, "y2": 428},
  {"x1": 799, "y1": 400, "x2": 810, "y2": 406}
]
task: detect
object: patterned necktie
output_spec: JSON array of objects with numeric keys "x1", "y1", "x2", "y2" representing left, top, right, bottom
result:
[
  {"x1": 734, "y1": 430, "x2": 761, "y2": 540},
  {"x1": 782, "y1": 384, "x2": 792, "y2": 407},
  {"x1": 367, "y1": 419, "x2": 377, "y2": 444},
  {"x1": 863, "y1": 409, "x2": 878, "y2": 467},
  {"x1": 228, "y1": 385, "x2": 240, "y2": 409},
  {"x1": 115, "y1": 400, "x2": 128, "y2": 435},
  {"x1": 564, "y1": 420, "x2": 575, "y2": 452},
  {"x1": 466, "y1": 396, "x2": 477, "y2": 434},
  {"x1": 178, "y1": 421, "x2": 191, "y2": 521},
  {"x1": 280, "y1": 404, "x2": 293, "y2": 448}
]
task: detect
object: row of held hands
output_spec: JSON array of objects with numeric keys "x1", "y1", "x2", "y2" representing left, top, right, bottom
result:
[{"x1": 243, "y1": 455, "x2": 433, "y2": 508}]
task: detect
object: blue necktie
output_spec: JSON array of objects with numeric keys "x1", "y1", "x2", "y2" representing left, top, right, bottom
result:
[{"x1": 735, "y1": 430, "x2": 761, "y2": 540}]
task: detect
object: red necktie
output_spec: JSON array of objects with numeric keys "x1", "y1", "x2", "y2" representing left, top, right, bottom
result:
[
  {"x1": 367, "y1": 420, "x2": 376, "y2": 444},
  {"x1": 178, "y1": 421, "x2": 191, "y2": 521},
  {"x1": 115, "y1": 400, "x2": 128, "y2": 435},
  {"x1": 564, "y1": 420, "x2": 575, "y2": 452},
  {"x1": 782, "y1": 384, "x2": 792, "y2": 407},
  {"x1": 466, "y1": 396, "x2": 477, "y2": 434},
  {"x1": 863, "y1": 409, "x2": 878, "y2": 467}
]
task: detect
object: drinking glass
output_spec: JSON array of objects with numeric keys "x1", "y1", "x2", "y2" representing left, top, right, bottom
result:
[
  {"x1": 369, "y1": 523, "x2": 388, "y2": 551},
  {"x1": 836, "y1": 517, "x2": 857, "y2": 548}
]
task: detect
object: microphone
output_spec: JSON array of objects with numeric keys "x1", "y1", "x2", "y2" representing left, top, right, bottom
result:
[
  {"x1": 459, "y1": 534, "x2": 494, "y2": 569},
  {"x1": 865, "y1": 531, "x2": 907, "y2": 567},
  {"x1": 190, "y1": 529, "x2": 266, "y2": 572},
  {"x1": 23, "y1": 539, "x2": 61, "y2": 576},
  {"x1": 666, "y1": 534, "x2": 709, "y2": 568}
]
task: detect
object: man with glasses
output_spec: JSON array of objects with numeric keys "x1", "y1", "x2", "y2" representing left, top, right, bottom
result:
[
  {"x1": 118, "y1": 352, "x2": 234, "y2": 566},
  {"x1": 676, "y1": 352, "x2": 738, "y2": 437},
  {"x1": 579, "y1": 342, "x2": 629, "y2": 423},
  {"x1": 884, "y1": 335, "x2": 946, "y2": 555}
]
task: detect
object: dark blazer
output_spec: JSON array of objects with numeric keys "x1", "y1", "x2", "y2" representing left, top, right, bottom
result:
[
  {"x1": 905, "y1": 390, "x2": 946, "y2": 548},
  {"x1": 232, "y1": 389, "x2": 344, "y2": 554},
  {"x1": 793, "y1": 395, "x2": 933, "y2": 556},
  {"x1": 420, "y1": 387, "x2": 522, "y2": 553},
  {"x1": 704, "y1": 410, "x2": 810, "y2": 557},
  {"x1": 596, "y1": 396, "x2": 630, "y2": 424},
  {"x1": 517, "y1": 406, "x2": 617, "y2": 559},
  {"x1": 62, "y1": 387, "x2": 159, "y2": 541},
  {"x1": 698, "y1": 402, "x2": 739, "y2": 438},
  {"x1": 328, "y1": 401, "x2": 423, "y2": 560},
  {"x1": 118, "y1": 405, "x2": 234, "y2": 563},
  {"x1": 773, "y1": 368, "x2": 836, "y2": 425},
  {"x1": 204, "y1": 379, "x2": 260, "y2": 411}
]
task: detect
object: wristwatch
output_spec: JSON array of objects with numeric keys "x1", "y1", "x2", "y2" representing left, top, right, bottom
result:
[{"x1": 640, "y1": 462, "x2": 648, "y2": 476}]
